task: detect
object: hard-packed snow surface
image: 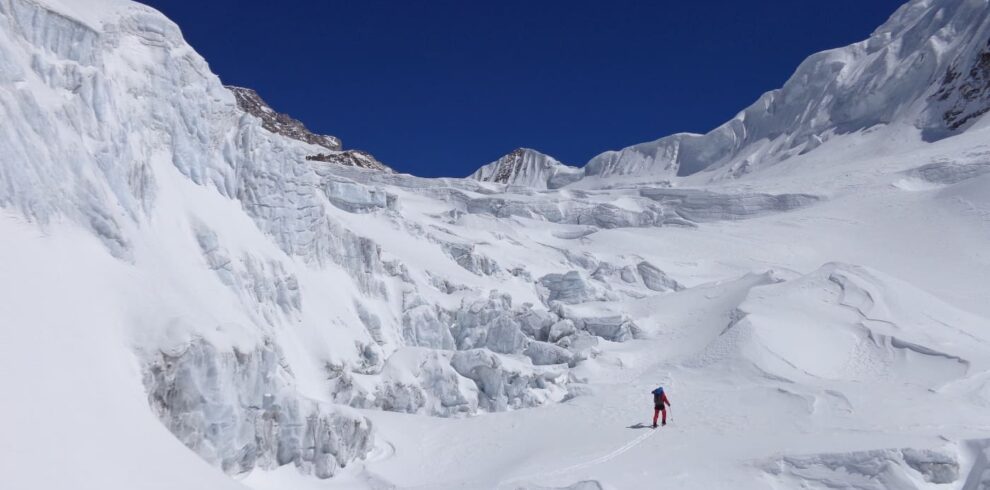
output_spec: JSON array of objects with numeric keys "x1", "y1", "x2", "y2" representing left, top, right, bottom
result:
[{"x1": 1, "y1": 0, "x2": 990, "y2": 489}]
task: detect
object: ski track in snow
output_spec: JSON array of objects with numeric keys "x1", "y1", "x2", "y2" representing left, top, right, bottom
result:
[{"x1": 494, "y1": 428, "x2": 659, "y2": 489}]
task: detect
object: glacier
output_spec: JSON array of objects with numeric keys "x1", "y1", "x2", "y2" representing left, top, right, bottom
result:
[{"x1": 1, "y1": 0, "x2": 990, "y2": 489}]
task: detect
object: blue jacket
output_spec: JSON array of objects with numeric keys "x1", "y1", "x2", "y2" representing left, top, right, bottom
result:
[{"x1": 651, "y1": 387, "x2": 669, "y2": 406}]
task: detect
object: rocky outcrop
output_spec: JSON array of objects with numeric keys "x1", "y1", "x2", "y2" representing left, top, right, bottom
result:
[
  {"x1": 229, "y1": 86, "x2": 391, "y2": 171},
  {"x1": 228, "y1": 86, "x2": 341, "y2": 151},
  {"x1": 307, "y1": 149, "x2": 391, "y2": 172},
  {"x1": 930, "y1": 40, "x2": 990, "y2": 134}
]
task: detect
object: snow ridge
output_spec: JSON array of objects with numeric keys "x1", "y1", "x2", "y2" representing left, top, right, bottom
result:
[
  {"x1": 464, "y1": 0, "x2": 990, "y2": 187},
  {"x1": 581, "y1": 0, "x2": 990, "y2": 181}
]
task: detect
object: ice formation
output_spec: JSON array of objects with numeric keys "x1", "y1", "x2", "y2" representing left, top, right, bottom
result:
[{"x1": 2, "y1": 0, "x2": 990, "y2": 489}]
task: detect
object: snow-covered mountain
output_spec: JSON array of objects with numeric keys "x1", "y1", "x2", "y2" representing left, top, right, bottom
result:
[
  {"x1": 2, "y1": 0, "x2": 990, "y2": 489},
  {"x1": 468, "y1": 148, "x2": 582, "y2": 189},
  {"x1": 469, "y1": 0, "x2": 990, "y2": 186}
]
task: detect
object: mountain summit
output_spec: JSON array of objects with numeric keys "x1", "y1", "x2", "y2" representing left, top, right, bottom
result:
[{"x1": 468, "y1": 148, "x2": 581, "y2": 189}]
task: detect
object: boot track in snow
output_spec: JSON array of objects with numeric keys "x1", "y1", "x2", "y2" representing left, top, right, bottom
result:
[{"x1": 496, "y1": 427, "x2": 659, "y2": 489}]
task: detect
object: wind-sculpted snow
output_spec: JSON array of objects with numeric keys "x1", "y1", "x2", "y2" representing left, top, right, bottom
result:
[
  {"x1": 692, "y1": 263, "x2": 985, "y2": 387},
  {"x1": 144, "y1": 339, "x2": 373, "y2": 479},
  {"x1": 763, "y1": 445, "x2": 962, "y2": 489}
]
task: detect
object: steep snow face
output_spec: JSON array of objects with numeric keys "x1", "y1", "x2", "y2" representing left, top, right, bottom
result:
[
  {"x1": 581, "y1": 0, "x2": 990, "y2": 181},
  {"x1": 468, "y1": 148, "x2": 582, "y2": 189}
]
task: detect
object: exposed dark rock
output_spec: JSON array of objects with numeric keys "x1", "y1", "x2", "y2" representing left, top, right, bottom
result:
[
  {"x1": 932, "y1": 39, "x2": 990, "y2": 131},
  {"x1": 307, "y1": 150, "x2": 391, "y2": 172},
  {"x1": 228, "y1": 86, "x2": 391, "y2": 171},
  {"x1": 228, "y1": 86, "x2": 341, "y2": 150}
]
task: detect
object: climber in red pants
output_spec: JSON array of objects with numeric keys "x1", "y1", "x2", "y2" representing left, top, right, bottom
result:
[{"x1": 651, "y1": 386, "x2": 671, "y2": 428}]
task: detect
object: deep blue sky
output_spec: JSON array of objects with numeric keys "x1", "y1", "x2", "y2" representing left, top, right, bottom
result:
[{"x1": 141, "y1": 0, "x2": 904, "y2": 177}]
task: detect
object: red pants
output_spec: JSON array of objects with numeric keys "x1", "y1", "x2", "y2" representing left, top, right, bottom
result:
[{"x1": 653, "y1": 407, "x2": 666, "y2": 425}]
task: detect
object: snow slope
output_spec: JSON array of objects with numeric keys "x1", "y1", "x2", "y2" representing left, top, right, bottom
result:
[{"x1": 1, "y1": 0, "x2": 990, "y2": 489}]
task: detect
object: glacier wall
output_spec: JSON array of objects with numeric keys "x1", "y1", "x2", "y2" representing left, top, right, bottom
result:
[{"x1": 0, "y1": 0, "x2": 691, "y2": 480}]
